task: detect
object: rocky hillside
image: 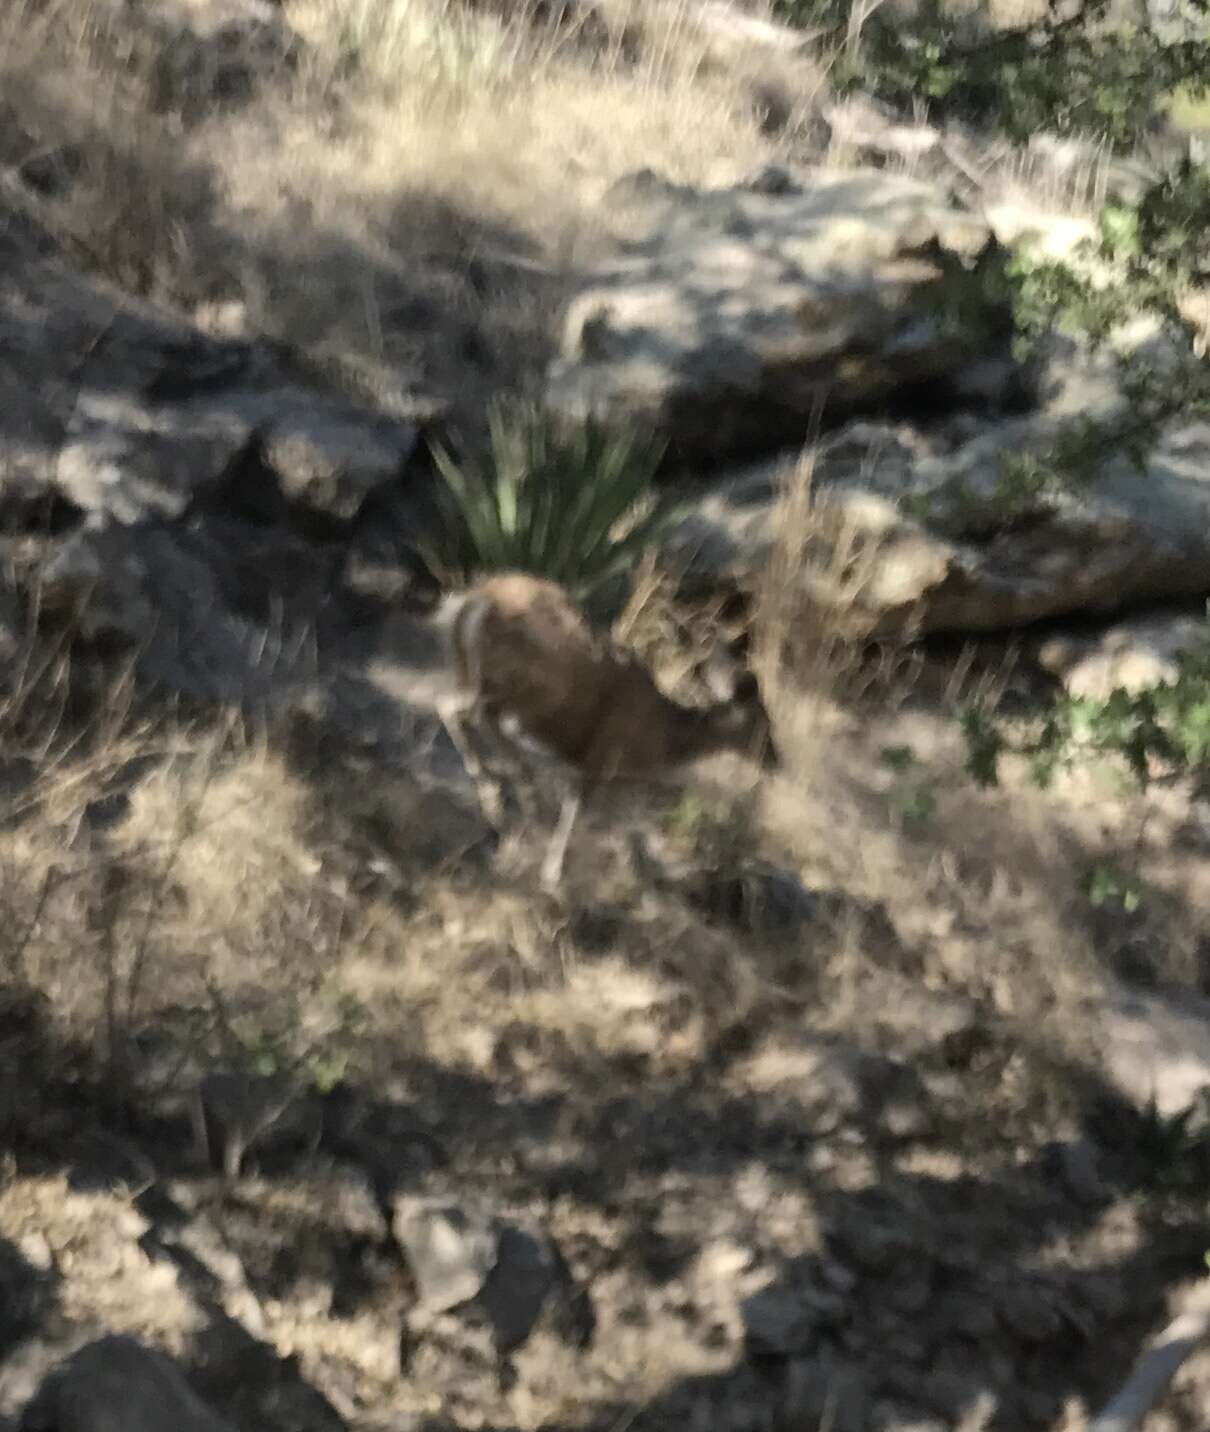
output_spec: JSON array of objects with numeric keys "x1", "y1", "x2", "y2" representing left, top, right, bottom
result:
[{"x1": 3, "y1": 0, "x2": 1210, "y2": 1429}]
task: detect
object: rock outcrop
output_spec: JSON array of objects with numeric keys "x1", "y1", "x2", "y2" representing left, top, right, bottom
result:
[
  {"x1": 546, "y1": 166, "x2": 1018, "y2": 465},
  {"x1": 664, "y1": 411, "x2": 1210, "y2": 637}
]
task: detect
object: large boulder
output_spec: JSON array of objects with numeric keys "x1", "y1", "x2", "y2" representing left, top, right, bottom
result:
[
  {"x1": 53, "y1": 328, "x2": 418, "y2": 532},
  {"x1": 1, "y1": 243, "x2": 420, "y2": 534},
  {"x1": 20, "y1": 1336, "x2": 235, "y2": 1432},
  {"x1": 659, "y1": 188, "x2": 1210, "y2": 640},
  {"x1": 663, "y1": 409, "x2": 1210, "y2": 637},
  {"x1": 546, "y1": 166, "x2": 1017, "y2": 465}
]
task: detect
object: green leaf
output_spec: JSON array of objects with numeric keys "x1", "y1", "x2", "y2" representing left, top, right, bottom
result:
[{"x1": 423, "y1": 402, "x2": 671, "y2": 595}]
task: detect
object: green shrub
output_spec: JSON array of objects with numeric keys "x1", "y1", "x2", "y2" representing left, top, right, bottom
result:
[
  {"x1": 424, "y1": 403, "x2": 676, "y2": 597},
  {"x1": 975, "y1": 162, "x2": 1210, "y2": 522},
  {"x1": 943, "y1": 161, "x2": 1210, "y2": 791},
  {"x1": 774, "y1": 0, "x2": 1210, "y2": 149},
  {"x1": 961, "y1": 626, "x2": 1210, "y2": 791}
]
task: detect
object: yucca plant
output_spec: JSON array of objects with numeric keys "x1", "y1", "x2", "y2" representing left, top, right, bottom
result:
[{"x1": 424, "y1": 403, "x2": 677, "y2": 598}]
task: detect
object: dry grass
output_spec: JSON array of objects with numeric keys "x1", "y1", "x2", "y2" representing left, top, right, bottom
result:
[
  {"x1": 0, "y1": 0, "x2": 820, "y2": 430},
  {"x1": 4, "y1": 518, "x2": 1210, "y2": 1427},
  {"x1": 2, "y1": 559, "x2": 1192, "y2": 1154}
]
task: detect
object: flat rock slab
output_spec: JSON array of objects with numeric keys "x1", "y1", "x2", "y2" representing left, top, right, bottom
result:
[
  {"x1": 546, "y1": 165, "x2": 1011, "y2": 464},
  {"x1": 664, "y1": 412, "x2": 1210, "y2": 638}
]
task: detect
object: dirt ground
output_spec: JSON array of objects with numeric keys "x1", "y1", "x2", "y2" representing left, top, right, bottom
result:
[{"x1": 3, "y1": 588, "x2": 1210, "y2": 1431}]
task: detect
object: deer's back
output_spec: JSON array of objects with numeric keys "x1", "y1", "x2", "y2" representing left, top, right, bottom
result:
[{"x1": 458, "y1": 573, "x2": 682, "y2": 775}]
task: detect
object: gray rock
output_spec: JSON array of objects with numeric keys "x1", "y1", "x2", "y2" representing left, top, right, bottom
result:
[
  {"x1": 57, "y1": 366, "x2": 416, "y2": 531},
  {"x1": 394, "y1": 1201, "x2": 588, "y2": 1355},
  {"x1": 1035, "y1": 610, "x2": 1209, "y2": 698},
  {"x1": 680, "y1": 859, "x2": 819, "y2": 936},
  {"x1": 1044, "y1": 1137, "x2": 1107, "y2": 1207},
  {"x1": 741, "y1": 1283, "x2": 846, "y2": 1357},
  {"x1": 741, "y1": 1287, "x2": 811, "y2": 1357},
  {"x1": 547, "y1": 166, "x2": 1013, "y2": 465},
  {"x1": 478, "y1": 1226, "x2": 568, "y2": 1354},
  {"x1": 2, "y1": 242, "x2": 417, "y2": 534},
  {"x1": 1098, "y1": 984, "x2": 1210, "y2": 1117},
  {"x1": 259, "y1": 401, "x2": 416, "y2": 525},
  {"x1": 664, "y1": 408, "x2": 1210, "y2": 639},
  {"x1": 393, "y1": 1200, "x2": 499, "y2": 1313},
  {"x1": 994, "y1": 1282, "x2": 1064, "y2": 1343},
  {"x1": 20, "y1": 1335, "x2": 235, "y2": 1432},
  {"x1": 829, "y1": 1213, "x2": 919, "y2": 1276}
]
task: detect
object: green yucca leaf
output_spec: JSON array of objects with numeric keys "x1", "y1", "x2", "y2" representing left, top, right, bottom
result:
[
  {"x1": 425, "y1": 403, "x2": 673, "y2": 593},
  {"x1": 545, "y1": 431, "x2": 667, "y2": 583}
]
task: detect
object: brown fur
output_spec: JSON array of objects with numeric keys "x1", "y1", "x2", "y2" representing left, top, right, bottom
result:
[
  {"x1": 452, "y1": 573, "x2": 774, "y2": 787},
  {"x1": 439, "y1": 571, "x2": 776, "y2": 887}
]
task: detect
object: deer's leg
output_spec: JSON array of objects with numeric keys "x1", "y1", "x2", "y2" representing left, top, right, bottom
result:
[
  {"x1": 541, "y1": 783, "x2": 583, "y2": 893},
  {"x1": 437, "y1": 693, "x2": 509, "y2": 828},
  {"x1": 484, "y1": 714, "x2": 553, "y2": 827}
]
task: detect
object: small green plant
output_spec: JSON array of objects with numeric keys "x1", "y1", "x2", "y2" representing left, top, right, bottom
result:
[
  {"x1": 664, "y1": 787, "x2": 759, "y2": 863},
  {"x1": 951, "y1": 163, "x2": 1210, "y2": 796},
  {"x1": 424, "y1": 403, "x2": 676, "y2": 598},
  {"x1": 879, "y1": 744, "x2": 916, "y2": 772},
  {"x1": 1132, "y1": 1093, "x2": 1210, "y2": 1190},
  {"x1": 1084, "y1": 860, "x2": 1145, "y2": 913},
  {"x1": 879, "y1": 746, "x2": 938, "y2": 826},
  {"x1": 230, "y1": 985, "x2": 370, "y2": 1094},
  {"x1": 893, "y1": 783, "x2": 937, "y2": 827},
  {"x1": 962, "y1": 624, "x2": 1210, "y2": 792},
  {"x1": 987, "y1": 168, "x2": 1210, "y2": 507}
]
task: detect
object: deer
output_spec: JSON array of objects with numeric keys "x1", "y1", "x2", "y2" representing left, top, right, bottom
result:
[{"x1": 433, "y1": 571, "x2": 778, "y2": 891}]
